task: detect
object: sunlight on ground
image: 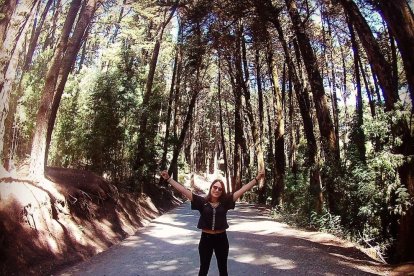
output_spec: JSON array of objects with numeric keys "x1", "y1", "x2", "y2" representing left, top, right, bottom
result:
[
  {"x1": 230, "y1": 220, "x2": 287, "y2": 234},
  {"x1": 147, "y1": 259, "x2": 179, "y2": 271},
  {"x1": 230, "y1": 248, "x2": 297, "y2": 270}
]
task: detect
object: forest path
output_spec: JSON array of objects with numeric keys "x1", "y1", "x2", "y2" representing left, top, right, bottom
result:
[{"x1": 57, "y1": 202, "x2": 388, "y2": 276}]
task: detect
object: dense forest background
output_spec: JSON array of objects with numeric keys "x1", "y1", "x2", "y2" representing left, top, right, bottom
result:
[{"x1": 1, "y1": 0, "x2": 413, "y2": 264}]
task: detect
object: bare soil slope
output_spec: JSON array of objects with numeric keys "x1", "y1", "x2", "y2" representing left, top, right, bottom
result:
[{"x1": 0, "y1": 167, "x2": 180, "y2": 275}]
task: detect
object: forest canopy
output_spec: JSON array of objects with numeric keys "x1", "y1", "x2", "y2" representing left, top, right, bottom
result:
[{"x1": 0, "y1": 0, "x2": 413, "y2": 263}]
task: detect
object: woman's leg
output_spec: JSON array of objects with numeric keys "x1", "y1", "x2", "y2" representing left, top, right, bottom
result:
[
  {"x1": 214, "y1": 232, "x2": 229, "y2": 276},
  {"x1": 198, "y1": 232, "x2": 214, "y2": 276}
]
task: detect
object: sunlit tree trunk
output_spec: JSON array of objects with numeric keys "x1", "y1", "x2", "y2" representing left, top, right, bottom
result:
[
  {"x1": 160, "y1": 42, "x2": 180, "y2": 171},
  {"x1": 23, "y1": 0, "x2": 53, "y2": 70},
  {"x1": 266, "y1": 43, "x2": 285, "y2": 207},
  {"x1": 217, "y1": 57, "x2": 230, "y2": 189},
  {"x1": 135, "y1": 3, "x2": 178, "y2": 185},
  {"x1": 225, "y1": 53, "x2": 243, "y2": 192},
  {"x1": 372, "y1": 0, "x2": 414, "y2": 105},
  {"x1": 0, "y1": 0, "x2": 38, "y2": 166},
  {"x1": 338, "y1": 0, "x2": 398, "y2": 111},
  {"x1": 29, "y1": 0, "x2": 82, "y2": 177},
  {"x1": 168, "y1": 74, "x2": 201, "y2": 183},
  {"x1": 253, "y1": 0, "x2": 323, "y2": 212},
  {"x1": 239, "y1": 26, "x2": 266, "y2": 202},
  {"x1": 0, "y1": 0, "x2": 18, "y2": 47},
  {"x1": 255, "y1": 48, "x2": 264, "y2": 135},
  {"x1": 45, "y1": 0, "x2": 99, "y2": 165},
  {"x1": 43, "y1": 0, "x2": 61, "y2": 51},
  {"x1": 285, "y1": 0, "x2": 339, "y2": 213}
]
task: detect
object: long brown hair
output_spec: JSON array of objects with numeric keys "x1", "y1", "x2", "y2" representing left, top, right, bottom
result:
[{"x1": 206, "y1": 179, "x2": 227, "y2": 202}]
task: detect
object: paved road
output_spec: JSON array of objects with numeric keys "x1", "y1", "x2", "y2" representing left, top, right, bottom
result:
[{"x1": 57, "y1": 202, "x2": 386, "y2": 276}]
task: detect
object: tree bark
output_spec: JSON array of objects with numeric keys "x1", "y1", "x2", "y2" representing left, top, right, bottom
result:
[
  {"x1": 0, "y1": 1, "x2": 38, "y2": 164},
  {"x1": 45, "y1": 0, "x2": 99, "y2": 165},
  {"x1": 160, "y1": 44, "x2": 179, "y2": 171},
  {"x1": 217, "y1": 57, "x2": 230, "y2": 189},
  {"x1": 285, "y1": 0, "x2": 339, "y2": 213},
  {"x1": 134, "y1": 3, "x2": 178, "y2": 185},
  {"x1": 253, "y1": 0, "x2": 323, "y2": 212},
  {"x1": 267, "y1": 46, "x2": 285, "y2": 207},
  {"x1": 225, "y1": 54, "x2": 243, "y2": 192},
  {"x1": 337, "y1": 0, "x2": 398, "y2": 111},
  {"x1": 28, "y1": 0, "x2": 82, "y2": 177},
  {"x1": 255, "y1": 48, "x2": 264, "y2": 135},
  {"x1": 23, "y1": 0, "x2": 53, "y2": 70},
  {"x1": 0, "y1": 0, "x2": 18, "y2": 48},
  {"x1": 348, "y1": 17, "x2": 366, "y2": 163},
  {"x1": 168, "y1": 79, "x2": 201, "y2": 181},
  {"x1": 372, "y1": 0, "x2": 414, "y2": 106},
  {"x1": 239, "y1": 24, "x2": 265, "y2": 201}
]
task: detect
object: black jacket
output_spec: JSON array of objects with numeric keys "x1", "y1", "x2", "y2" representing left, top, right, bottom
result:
[{"x1": 191, "y1": 193, "x2": 235, "y2": 230}]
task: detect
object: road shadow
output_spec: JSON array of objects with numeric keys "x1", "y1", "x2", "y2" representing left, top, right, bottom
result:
[{"x1": 58, "y1": 201, "x2": 388, "y2": 275}]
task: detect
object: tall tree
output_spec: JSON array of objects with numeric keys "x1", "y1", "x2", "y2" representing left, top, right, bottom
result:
[
  {"x1": 0, "y1": 0, "x2": 18, "y2": 47},
  {"x1": 29, "y1": 0, "x2": 98, "y2": 177},
  {"x1": 23, "y1": 0, "x2": 54, "y2": 70},
  {"x1": 370, "y1": 0, "x2": 414, "y2": 105},
  {"x1": 134, "y1": 1, "x2": 179, "y2": 186},
  {"x1": 253, "y1": 0, "x2": 323, "y2": 212},
  {"x1": 0, "y1": 0, "x2": 38, "y2": 165},
  {"x1": 348, "y1": 17, "x2": 366, "y2": 163},
  {"x1": 239, "y1": 24, "x2": 266, "y2": 203},
  {"x1": 266, "y1": 43, "x2": 285, "y2": 207},
  {"x1": 285, "y1": 0, "x2": 339, "y2": 213},
  {"x1": 336, "y1": 0, "x2": 398, "y2": 111}
]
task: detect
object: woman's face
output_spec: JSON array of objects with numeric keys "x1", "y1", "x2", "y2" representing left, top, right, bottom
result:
[{"x1": 210, "y1": 181, "x2": 224, "y2": 199}]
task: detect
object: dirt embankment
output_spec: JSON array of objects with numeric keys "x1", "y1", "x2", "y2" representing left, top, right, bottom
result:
[{"x1": 0, "y1": 167, "x2": 180, "y2": 275}]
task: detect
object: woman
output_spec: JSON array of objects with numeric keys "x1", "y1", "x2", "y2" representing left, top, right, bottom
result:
[{"x1": 160, "y1": 170, "x2": 265, "y2": 276}]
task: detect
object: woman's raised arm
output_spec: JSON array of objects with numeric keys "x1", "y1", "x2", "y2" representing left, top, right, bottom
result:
[
  {"x1": 160, "y1": 170, "x2": 193, "y2": 201},
  {"x1": 233, "y1": 170, "x2": 265, "y2": 201}
]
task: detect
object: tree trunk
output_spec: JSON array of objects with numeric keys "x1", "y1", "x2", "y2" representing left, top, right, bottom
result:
[
  {"x1": 226, "y1": 57, "x2": 243, "y2": 192},
  {"x1": 372, "y1": 0, "x2": 414, "y2": 106},
  {"x1": 43, "y1": 0, "x2": 61, "y2": 51},
  {"x1": 324, "y1": 14, "x2": 340, "y2": 158},
  {"x1": 160, "y1": 44, "x2": 179, "y2": 171},
  {"x1": 348, "y1": 17, "x2": 366, "y2": 163},
  {"x1": 338, "y1": 0, "x2": 398, "y2": 111},
  {"x1": 255, "y1": 48, "x2": 264, "y2": 134},
  {"x1": 45, "y1": 0, "x2": 98, "y2": 165},
  {"x1": 286, "y1": 0, "x2": 339, "y2": 214},
  {"x1": 360, "y1": 62, "x2": 376, "y2": 117},
  {"x1": 217, "y1": 57, "x2": 230, "y2": 189},
  {"x1": 168, "y1": 79, "x2": 201, "y2": 180},
  {"x1": 28, "y1": 0, "x2": 82, "y2": 177},
  {"x1": 266, "y1": 43, "x2": 285, "y2": 207},
  {"x1": 0, "y1": 0, "x2": 18, "y2": 48},
  {"x1": 0, "y1": 0, "x2": 38, "y2": 165},
  {"x1": 23, "y1": 0, "x2": 53, "y2": 70},
  {"x1": 134, "y1": 3, "x2": 178, "y2": 185},
  {"x1": 239, "y1": 25, "x2": 265, "y2": 202},
  {"x1": 253, "y1": 0, "x2": 323, "y2": 212}
]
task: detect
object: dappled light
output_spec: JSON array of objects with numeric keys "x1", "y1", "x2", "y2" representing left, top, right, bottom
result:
[{"x1": 57, "y1": 202, "x2": 389, "y2": 275}]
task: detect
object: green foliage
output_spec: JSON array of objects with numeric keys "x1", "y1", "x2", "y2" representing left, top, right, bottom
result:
[
  {"x1": 310, "y1": 211, "x2": 343, "y2": 236},
  {"x1": 272, "y1": 169, "x2": 314, "y2": 228},
  {"x1": 49, "y1": 77, "x2": 84, "y2": 167},
  {"x1": 15, "y1": 49, "x2": 54, "y2": 158},
  {"x1": 339, "y1": 103, "x2": 413, "y2": 256}
]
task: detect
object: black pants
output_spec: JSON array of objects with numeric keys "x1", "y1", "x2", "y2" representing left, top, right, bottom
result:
[{"x1": 198, "y1": 231, "x2": 229, "y2": 276}]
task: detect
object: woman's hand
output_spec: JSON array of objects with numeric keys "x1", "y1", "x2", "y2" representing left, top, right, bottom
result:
[
  {"x1": 160, "y1": 170, "x2": 170, "y2": 180},
  {"x1": 160, "y1": 170, "x2": 192, "y2": 201},
  {"x1": 233, "y1": 169, "x2": 266, "y2": 201},
  {"x1": 255, "y1": 170, "x2": 265, "y2": 182}
]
